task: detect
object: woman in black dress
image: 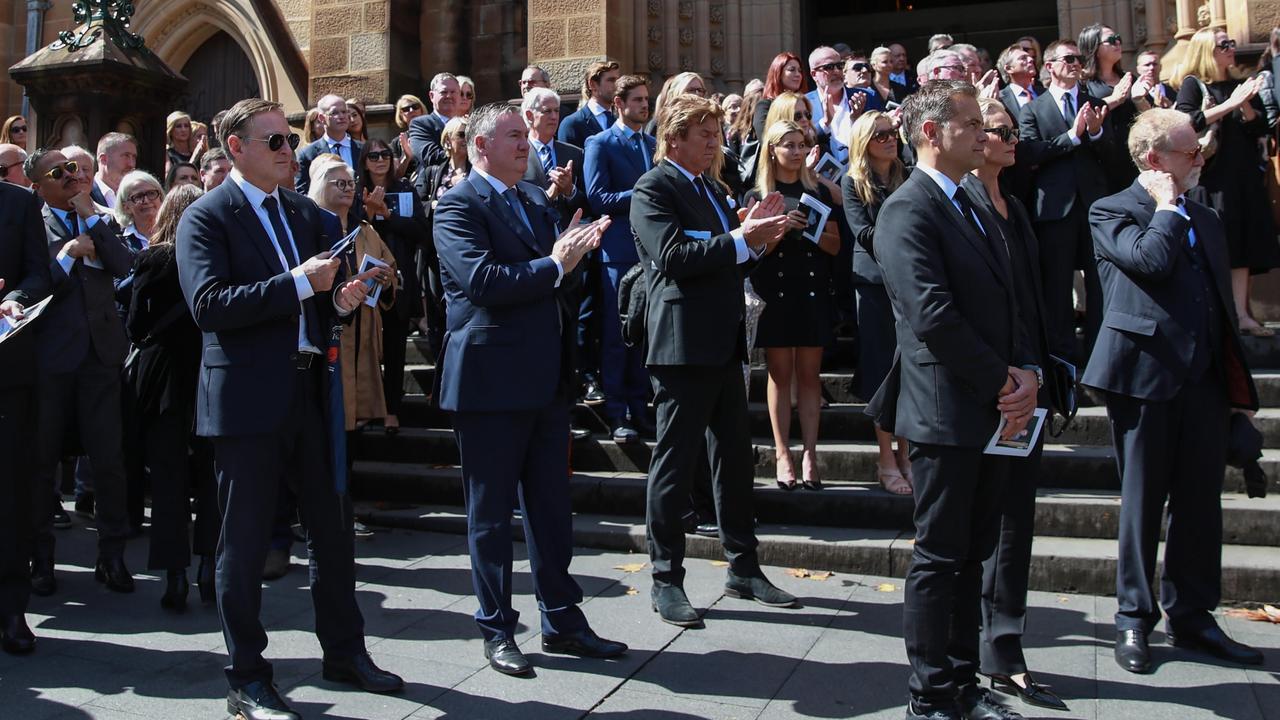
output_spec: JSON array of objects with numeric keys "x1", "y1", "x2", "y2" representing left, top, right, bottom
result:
[
  {"x1": 1079, "y1": 23, "x2": 1142, "y2": 192},
  {"x1": 362, "y1": 138, "x2": 431, "y2": 432},
  {"x1": 126, "y1": 184, "x2": 219, "y2": 611},
  {"x1": 418, "y1": 116, "x2": 470, "y2": 359},
  {"x1": 1174, "y1": 27, "x2": 1278, "y2": 335},
  {"x1": 747, "y1": 120, "x2": 841, "y2": 491},
  {"x1": 841, "y1": 111, "x2": 912, "y2": 496}
]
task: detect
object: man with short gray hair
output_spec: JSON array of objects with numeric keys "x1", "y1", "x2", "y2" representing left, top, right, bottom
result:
[
  {"x1": 519, "y1": 65, "x2": 551, "y2": 95},
  {"x1": 920, "y1": 49, "x2": 968, "y2": 83},
  {"x1": 521, "y1": 86, "x2": 587, "y2": 224},
  {"x1": 295, "y1": 94, "x2": 364, "y2": 195},
  {"x1": 409, "y1": 72, "x2": 462, "y2": 168},
  {"x1": 0, "y1": 144, "x2": 29, "y2": 187}
]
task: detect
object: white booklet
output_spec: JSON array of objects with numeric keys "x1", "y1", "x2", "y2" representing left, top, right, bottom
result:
[
  {"x1": 984, "y1": 407, "x2": 1048, "y2": 457},
  {"x1": 798, "y1": 193, "x2": 832, "y2": 245},
  {"x1": 813, "y1": 152, "x2": 845, "y2": 183},
  {"x1": 358, "y1": 254, "x2": 390, "y2": 308},
  {"x1": 0, "y1": 295, "x2": 54, "y2": 344}
]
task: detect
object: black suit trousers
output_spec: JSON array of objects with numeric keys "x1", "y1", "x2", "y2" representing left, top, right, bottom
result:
[
  {"x1": 210, "y1": 365, "x2": 364, "y2": 688},
  {"x1": 903, "y1": 443, "x2": 1009, "y2": 713},
  {"x1": 647, "y1": 362, "x2": 760, "y2": 585},
  {"x1": 0, "y1": 385, "x2": 36, "y2": 615},
  {"x1": 145, "y1": 410, "x2": 219, "y2": 570},
  {"x1": 1035, "y1": 205, "x2": 1102, "y2": 364},
  {"x1": 1106, "y1": 373, "x2": 1228, "y2": 635}
]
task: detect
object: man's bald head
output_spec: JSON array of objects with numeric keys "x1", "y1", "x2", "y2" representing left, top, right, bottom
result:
[{"x1": 0, "y1": 143, "x2": 29, "y2": 187}]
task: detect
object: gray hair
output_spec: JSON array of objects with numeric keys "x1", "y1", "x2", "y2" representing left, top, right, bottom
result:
[
  {"x1": 430, "y1": 72, "x2": 458, "y2": 93},
  {"x1": 466, "y1": 102, "x2": 522, "y2": 165},
  {"x1": 113, "y1": 169, "x2": 162, "y2": 227},
  {"x1": 901, "y1": 79, "x2": 976, "y2": 149},
  {"x1": 920, "y1": 49, "x2": 963, "y2": 78},
  {"x1": 928, "y1": 33, "x2": 954, "y2": 53},
  {"x1": 1128, "y1": 108, "x2": 1191, "y2": 170},
  {"x1": 96, "y1": 132, "x2": 136, "y2": 158},
  {"x1": 950, "y1": 43, "x2": 978, "y2": 56},
  {"x1": 60, "y1": 144, "x2": 94, "y2": 169},
  {"x1": 521, "y1": 87, "x2": 562, "y2": 123},
  {"x1": 523, "y1": 65, "x2": 550, "y2": 84}
]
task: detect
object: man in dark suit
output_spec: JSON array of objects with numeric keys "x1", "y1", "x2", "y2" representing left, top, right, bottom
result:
[
  {"x1": 1018, "y1": 39, "x2": 1110, "y2": 364},
  {"x1": 1086, "y1": 109, "x2": 1264, "y2": 674},
  {"x1": 0, "y1": 181, "x2": 51, "y2": 655},
  {"x1": 1134, "y1": 51, "x2": 1175, "y2": 109},
  {"x1": 90, "y1": 133, "x2": 136, "y2": 209},
  {"x1": 889, "y1": 42, "x2": 920, "y2": 94},
  {"x1": 585, "y1": 75, "x2": 656, "y2": 442},
  {"x1": 25, "y1": 148, "x2": 136, "y2": 596},
  {"x1": 295, "y1": 94, "x2": 364, "y2": 194},
  {"x1": 177, "y1": 99, "x2": 402, "y2": 720},
  {"x1": 558, "y1": 59, "x2": 620, "y2": 150},
  {"x1": 631, "y1": 94, "x2": 797, "y2": 628},
  {"x1": 869, "y1": 80, "x2": 1039, "y2": 720},
  {"x1": 432, "y1": 102, "x2": 626, "y2": 676},
  {"x1": 521, "y1": 87, "x2": 588, "y2": 226},
  {"x1": 408, "y1": 72, "x2": 462, "y2": 173}
]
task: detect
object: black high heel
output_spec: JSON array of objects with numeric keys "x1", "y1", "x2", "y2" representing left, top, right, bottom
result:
[
  {"x1": 160, "y1": 569, "x2": 189, "y2": 612},
  {"x1": 990, "y1": 672, "x2": 1068, "y2": 711},
  {"x1": 196, "y1": 555, "x2": 216, "y2": 604}
]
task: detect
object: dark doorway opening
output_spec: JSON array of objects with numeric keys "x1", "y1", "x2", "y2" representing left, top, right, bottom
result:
[{"x1": 179, "y1": 30, "x2": 261, "y2": 126}]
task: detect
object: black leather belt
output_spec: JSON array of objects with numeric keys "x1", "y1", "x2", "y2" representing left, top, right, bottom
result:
[{"x1": 292, "y1": 352, "x2": 322, "y2": 370}]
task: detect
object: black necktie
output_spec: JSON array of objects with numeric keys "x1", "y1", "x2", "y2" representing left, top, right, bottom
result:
[
  {"x1": 261, "y1": 196, "x2": 299, "y2": 269},
  {"x1": 954, "y1": 190, "x2": 1008, "y2": 266},
  {"x1": 693, "y1": 176, "x2": 726, "y2": 233},
  {"x1": 65, "y1": 212, "x2": 78, "y2": 237},
  {"x1": 1061, "y1": 91, "x2": 1075, "y2": 122}
]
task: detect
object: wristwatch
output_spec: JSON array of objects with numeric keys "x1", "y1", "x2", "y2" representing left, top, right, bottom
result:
[{"x1": 1021, "y1": 364, "x2": 1044, "y2": 389}]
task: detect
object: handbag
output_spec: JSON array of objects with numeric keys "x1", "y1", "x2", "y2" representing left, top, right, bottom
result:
[
  {"x1": 1045, "y1": 354, "x2": 1079, "y2": 437},
  {"x1": 1192, "y1": 76, "x2": 1220, "y2": 160}
]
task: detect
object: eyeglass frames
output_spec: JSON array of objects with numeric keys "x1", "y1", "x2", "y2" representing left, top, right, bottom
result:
[{"x1": 237, "y1": 133, "x2": 301, "y2": 152}]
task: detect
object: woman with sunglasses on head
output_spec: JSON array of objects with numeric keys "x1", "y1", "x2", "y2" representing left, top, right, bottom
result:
[
  {"x1": 1174, "y1": 27, "x2": 1278, "y2": 336},
  {"x1": 747, "y1": 120, "x2": 841, "y2": 491},
  {"x1": 1079, "y1": 24, "x2": 1142, "y2": 190},
  {"x1": 960, "y1": 98, "x2": 1068, "y2": 712},
  {"x1": 391, "y1": 94, "x2": 426, "y2": 181},
  {"x1": 646, "y1": 72, "x2": 708, "y2": 136},
  {"x1": 1, "y1": 115, "x2": 27, "y2": 147},
  {"x1": 841, "y1": 111, "x2": 913, "y2": 496},
  {"x1": 361, "y1": 139, "x2": 429, "y2": 433}
]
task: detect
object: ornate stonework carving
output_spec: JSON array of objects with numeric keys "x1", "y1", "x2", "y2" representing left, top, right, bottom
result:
[
  {"x1": 648, "y1": 27, "x2": 661, "y2": 45},
  {"x1": 710, "y1": 57, "x2": 724, "y2": 75},
  {"x1": 678, "y1": 1, "x2": 693, "y2": 20},
  {"x1": 647, "y1": 0, "x2": 661, "y2": 18},
  {"x1": 709, "y1": 3, "x2": 724, "y2": 24},
  {"x1": 679, "y1": 27, "x2": 693, "y2": 46},
  {"x1": 648, "y1": 50, "x2": 663, "y2": 70},
  {"x1": 679, "y1": 54, "x2": 692, "y2": 71},
  {"x1": 710, "y1": 30, "x2": 724, "y2": 49}
]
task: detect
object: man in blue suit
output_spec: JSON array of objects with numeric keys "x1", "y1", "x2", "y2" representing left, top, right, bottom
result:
[
  {"x1": 558, "y1": 59, "x2": 620, "y2": 149},
  {"x1": 178, "y1": 98, "x2": 402, "y2": 720},
  {"x1": 585, "y1": 74, "x2": 655, "y2": 442},
  {"x1": 806, "y1": 46, "x2": 853, "y2": 164},
  {"x1": 433, "y1": 102, "x2": 627, "y2": 677},
  {"x1": 408, "y1": 72, "x2": 462, "y2": 175}
]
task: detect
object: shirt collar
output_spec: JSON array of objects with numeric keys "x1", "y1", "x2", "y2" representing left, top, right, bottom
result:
[
  {"x1": 529, "y1": 136, "x2": 551, "y2": 155},
  {"x1": 473, "y1": 166, "x2": 512, "y2": 195},
  {"x1": 915, "y1": 163, "x2": 960, "y2": 202},
  {"x1": 1048, "y1": 83, "x2": 1078, "y2": 104},
  {"x1": 124, "y1": 224, "x2": 148, "y2": 242},
  {"x1": 587, "y1": 98, "x2": 609, "y2": 116},
  {"x1": 665, "y1": 158, "x2": 701, "y2": 185},
  {"x1": 230, "y1": 167, "x2": 280, "y2": 209},
  {"x1": 1008, "y1": 81, "x2": 1031, "y2": 97},
  {"x1": 614, "y1": 119, "x2": 641, "y2": 140},
  {"x1": 325, "y1": 133, "x2": 350, "y2": 148}
]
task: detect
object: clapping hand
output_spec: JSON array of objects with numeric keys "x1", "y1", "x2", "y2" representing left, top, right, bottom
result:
[
  {"x1": 551, "y1": 208, "x2": 610, "y2": 273},
  {"x1": 1107, "y1": 72, "x2": 1135, "y2": 109},
  {"x1": 740, "y1": 193, "x2": 789, "y2": 252},
  {"x1": 849, "y1": 91, "x2": 867, "y2": 118},
  {"x1": 547, "y1": 159, "x2": 576, "y2": 199},
  {"x1": 363, "y1": 186, "x2": 389, "y2": 218},
  {"x1": 976, "y1": 70, "x2": 1001, "y2": 99}
]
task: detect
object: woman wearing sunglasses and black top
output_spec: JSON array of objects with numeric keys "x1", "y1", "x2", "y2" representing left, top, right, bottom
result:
[
  {"x1": 361, "y1": 138, "x2": 431, "y2": 430},
  {"x1": 1079, "y1": 24, "x2": 1141, "y2": 191}
]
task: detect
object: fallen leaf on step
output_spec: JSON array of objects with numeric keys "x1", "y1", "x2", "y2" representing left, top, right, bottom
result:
[
  {"x1": 613, "y1": 562, "x2": 649, "y2": 573},
  {"x1": 625, "y1": 586, "x2": 639, "y2": 596},
  {"x1": 708, "y1": 560, "x2": 729, "y2": 567},
  {"x1": 787, "y1": 568, "x2": 811, "y2": 578},
  {"x1": 875, "y1": 583, "x2": 898, "y2": 592},
  {"x1": 1226, "y1": 604, "x2": 1280, "y2": 623},
  {"x1": 785, "y1": 568, "x2": 833, "y2": 580},
  {"x1": 1058, "y1": 596, "x2": 1071, "y2": 603}
]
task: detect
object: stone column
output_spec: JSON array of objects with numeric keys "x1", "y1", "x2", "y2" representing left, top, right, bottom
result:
[
  {"x1": 1174, "y1": 0, "x2": 1199, "y2": 39},
  {"x1": 528, "y1": 0, "x2": 616, "y2": 95},
  {"x1": 1209, "y1": 0, "x2": 1227, "y2": 29},
  {"x1": 309, "y1": 0, "x2": 391, "y2": 104},
  {"x1": 1140, "y1": 0, "x2": 1170, "y2": 51}
]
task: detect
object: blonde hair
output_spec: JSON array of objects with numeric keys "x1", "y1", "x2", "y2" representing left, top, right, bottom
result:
[
  {"x1": 845, "y1": 111, "x2": 905, "y2": 206},
  {"x1": 653, "y1": 72, "x2": 706, "y2": 125},
  {"x1": 307, "y1": 153, "x2": 351, "y2": 206},
  {"x1": 763, "y1": 92, "x2": 814, "y2": 142},
  {"x1": 1171, "y1": 28, "x2": 1225, "y2": 89},
  {"x1": 165, "y1": 111, "x2": 192, "y2": 146},
  {"x1": 303, "y1": 108, "x2": 324, "y2": 144},
  {"x1": 653, "y1": 94, "x2": 725, "y2": 165},
  {"x1": 395, "y1": 94, "x2": 425, "y2": 129},
  {"x1": 113, "y1": 170, "x2": 163, "y2": 227},
  {"x1": 755, "y1": 120, "x2": 819, "y2": 197},
  {"x1": 441, "y1": 116, "x2": 468, "y2": 147}
]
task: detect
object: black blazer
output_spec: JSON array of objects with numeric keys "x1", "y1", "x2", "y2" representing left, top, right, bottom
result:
[
  {"x1": 630, "y1": 160, "x2": 749, "y2": 367},
  {"x1": 176, "y1": 178, "x2": 346, "y2": 438},
  {"x1": 1083, "y1": 180, "x2": 1258, "y2": 409},
  {"x1": 295, "y1": 137, "x2": 365, "y2": 195},
  {"x1": 127, "y1": 244, "x2": 201, "y2": 419},
  {"x1": 0, "y1": 183, "x2": 52, "y2": 388},
  {"x1": 522, "y1": 139, "x2": 589, "y2": 227},
  {"x1": 1017, "y1": 86, "x2": 1111, "y2": 222},
  {"x1": 408, "y1": 113, "x2": 449, "y2": 178},
  {"x1": 368, "y1": 177, "x2": 431, "y2": 322},
  {"x1": 841, "y1": 172, "x2": 897, "y2": 286},
  {"x1": 866, "y1": 169, "x2": 1033, "y2": 447}
]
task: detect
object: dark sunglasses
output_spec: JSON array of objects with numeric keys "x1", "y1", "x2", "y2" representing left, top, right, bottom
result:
[
  {"x1": 238, "y1": 132, "x2": 301, "y2": 152},
  {"x1": 127, "y1": 188, "x2": 161, "y2": 205},
  {"x1": 813, "y1": 62, "x2": 842, "y2": 74},
  {"x1": 461, "y1": 92, "x2": 474, "y2": 99},
  {"x1": 871, "y1": 129, "x2": 897, "y2": 144},
  {"x1": 1217, "y1": 39, "x2": 1237, "y2": 51},
  {"x1": 399, "y1": 102, "x2": 421, "y2": 112},
  {"x1": 985, "y1": 126, "x2": 1019, "y2": 143},
  {"x1": 10, "y1": 125, "x2": 26, "y2": 133},
  {"x1": 366, "y1": 150, "x2": 393, "y2": 161},
  {"x1": 43, "y1": 160, "x2": 78, "y2": 181},
  {"x1": 1102, "y1": 34, "x2": 1123, "y2": 46},
  {"x1": 1054, "y1": 54, "x2": 1084, "y2": 65},
  {"x1": 848, "y1": 62, "x2": 871, "y2": 72},
  {"x1": 794, "y1": 112, "x2": 812, "y2": 120}
]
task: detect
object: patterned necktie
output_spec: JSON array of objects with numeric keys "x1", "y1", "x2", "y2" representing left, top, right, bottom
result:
[{"x1": 540, "y1": 145, "x2": 554, "y2": 177}]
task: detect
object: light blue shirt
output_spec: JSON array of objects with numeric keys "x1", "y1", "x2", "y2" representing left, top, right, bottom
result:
[
  {"x1": 324, "y1": 133, "x2": 355, "y2": 168},
  {"x1": 473, "y1": 167, "x2": 564, "y2": 285},
  {"x1": 664, "y1": 159, "x2": 757, "y2": 263},
  {"x1": 52, "y1": 207, "x2": 103, "y2": 275},
  {"x1": 1158, "y1": 195, "x2": 1197, "y2": 247},
  {"x1": 614, "y1": 120, "x2": 651, "y2": 170}
]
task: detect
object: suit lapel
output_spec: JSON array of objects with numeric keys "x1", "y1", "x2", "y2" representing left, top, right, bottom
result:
[
  {"x1": 920, "y1": 175, "x2": 1007, "y2": 289},
  {"x1": 613, "y1": 128, "x2": 646, "y2": 176},
  {"x1": 227, "y1": 182, "x2": 290, "y2": 274},
  {"x1": 42, "y1": 206, "x2": 70, "y2": 244},
  {"x1": 468, "y1": 173, "x2": 542, "y2": 257},
  {"x1": 1037, "y1": 92, "x2": 1069, "y2": 136}
]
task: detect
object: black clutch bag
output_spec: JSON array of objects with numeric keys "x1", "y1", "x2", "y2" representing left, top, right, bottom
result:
[{"x1": 1045, "y1": 354, "x2": 1078, "y2": 437}]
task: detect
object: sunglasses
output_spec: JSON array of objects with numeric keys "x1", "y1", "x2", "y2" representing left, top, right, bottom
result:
[
  {"x1": 127, "y1": 189, "x2": 161, "y2": 205},
  {"x1": 1217, "y1": 39, "x2": 1237, "y2": 51},
  {"x1": 985, "y1": 126, "x2": 1019, "y2": 143},
  {"x1": 367, "y1": 150, "x2": 393, "y2": 161},
  {"x1": 328, "y1": 179, "x2": 356, "y2": 191},
  {"x1": 794, "y1": 112, "x2": 812, "y2": 120},
  {"x1": 871, "y1": 129, "x2": 897, "y2": 144},
  {"x1": 399, "y1": 102, "x2": 421, "y2": 112},
  {"x1": 813, "y1": 62, "x2": 842, "y2": 74},
  {"x1": 1102, "y1": 34, "x2": 1123, "y2": 46},
  {"x1": 848, "y1": 62, "x2": 871, "y2": 72},
  {"x1": 43, "y1": 160, "x2": 78, "y2": 181},
  {"x1": 1054, "y1": 54, "x2": 1084, "y2": 65},
  {"x1": 461, "y1": 92, "x2": 474, "y2": 99},
  {"x1": 10, "y1": 125, "x2": 26, "y2": 133},
  {"x1": 239, "y1": 133, "x2": 301, "y2": 152}
]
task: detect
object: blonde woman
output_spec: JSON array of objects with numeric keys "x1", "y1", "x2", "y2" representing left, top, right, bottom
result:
[
  {"x1": 457, "y1": 76, "x2": 476, "y2": 116},
  {"x1": 647, "y1": 72, "x2": 708, "y2": 135},
  {"x1": 165, "y1": 111, "x2": 205, "y2": 174},
  {"x1": 303, "y1": 107, "x2": 325, "y2": 145},
  {"x1": 308, "y1": 154, "x2": 399, "y2": 431},
  {"x1": 1173, "y1": 27, "x2": 1277, "y2": 335},
  {"x1": 763, "y1": 91, "x2": 840, "y2": 198},
  {"x1": 746, "y1": 120, "x2": 840, "y2": 491},
  {"x1": 840, "y1": 111, "x2": 912, "y2": 495},
  {"x1": 392, "y1": 93, "x2": 426, "y2": 179}
]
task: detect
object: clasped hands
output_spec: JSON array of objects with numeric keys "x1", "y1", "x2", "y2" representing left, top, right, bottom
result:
[{"x1": 997, "y1": 366, "x2": 1039, "y2": 440}]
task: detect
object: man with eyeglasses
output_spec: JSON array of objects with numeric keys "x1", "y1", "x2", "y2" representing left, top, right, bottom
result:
[
  {"x1": 25, "y1": 148, "x2": 136, "y2": 599},
  {"x1": 90, "y1": 132, "x2": 136, "y2": 209},
  {"x1": 807, "y1": 46, "x2": 855, "y2": 164},
  {"x1": 177, "y1": 98, "x2": 401, "y2": 720},
  {"x1": 519, "y1": 65, "x2": 551, "y2": 96},
  {"x1": 296, "y1": 94, "x2": 363, "y2": 195},
  {"x1": 0, "y1": 144, "x2": 30, "y2": 187},
  {"x1": 1087, "y1": 108, "x2": 1265, "y2": 675},
  {"x1": 920, "y1": 48, "x2": 968, "y2": 83},
  {"x1": 409, "y1": 72, "x2": 463, "y2": 170},
  {"x1": 522, "y1": 87, "x2": 588, "y2": 226},
  {"x1": 1019, "y1": 39, "x2": 1109, "y2": 366}
]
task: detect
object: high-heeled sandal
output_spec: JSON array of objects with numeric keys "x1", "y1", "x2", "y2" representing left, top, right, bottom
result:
[
  {"x1": 877, "y1": 465, "x2": 913, "y2": 496},
  {"x1": 776, "y1": 451, "x2": 798, "y2": 491}
]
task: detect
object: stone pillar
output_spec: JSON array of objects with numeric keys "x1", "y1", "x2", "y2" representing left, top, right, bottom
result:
[
  {"x1": 528, "y1": 0, "x2": 617, "y2": 95},
  {"x1": 309, "y1": 0, "x2": 391, "y2": 105},
  {"x1": 1138, "y1": 0, "x2": 1170, "y2": 51},
  {"x1": 1209, "y1": 0, "x2": 1227, "y2": 28},
  {"x1": 1174, "y1": 0, "x2": 1199, "y2": 39}
]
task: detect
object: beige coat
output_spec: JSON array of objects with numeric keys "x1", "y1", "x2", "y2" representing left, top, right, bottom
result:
[{"x1": 339, "y1": 221, "x2": 398, "y2": 430}]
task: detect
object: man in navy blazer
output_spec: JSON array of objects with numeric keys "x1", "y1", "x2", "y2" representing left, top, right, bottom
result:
[
  {"x1": 408, "y1": 72, "x2": 462, "y2": 173},
  {"x1": 521, "y1": 86, "x2": 589, "y2": 226},
  {"x1": 177, "y1": 99, "x2": 401, "y2": 720},
  {"x1": 585, "y1": 74, "x2": 656, "y2": 441},
  {"x1": 1086, "y1": 110, "x2": 1263, "y2": 674},
  {"x1": 433, "y1": 102, "x2": 626, "y2": 676},
  {"x1": 557, "y1": 59, "x2": 620, "y2": 149},
  {"x1": 295, "y1": 94, "x2": 364, "y2": 195}
]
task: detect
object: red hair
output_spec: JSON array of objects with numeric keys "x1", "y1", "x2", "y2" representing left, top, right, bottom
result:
[{"x1": 763, "y1": 52, "x2": 806, "y2": 99}]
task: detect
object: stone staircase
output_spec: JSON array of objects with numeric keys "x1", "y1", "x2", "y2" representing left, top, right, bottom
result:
[{"x1": 351, "y1": 335, "x2": 1280, "y2": 603}]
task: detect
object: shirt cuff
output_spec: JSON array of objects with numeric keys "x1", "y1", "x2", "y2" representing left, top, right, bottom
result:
[
  {"x1": 732, "y1": 228, "x2": 760, "y2": 264},
  {"x1": 55, "y1": 249, "x2": 75, "y2": 275},
  {"x1": 333, "y1": 293, "x2": 353, "y2": 317},
  {"x1": 290, "y1": 266, "x2": 316, "y2": 301},
  {"x1": 1067, "y1": 132, "x2": 1082, "y2": 146},
  {"x1": 1088, "y1": 127, "x2": 1104, "y2": 141},
  {"x1": 1156, "y1": 203, "x2": 1182, "y2": 215},
  {"x1": 551, "y1": 256, "x2": 565, "y2": 287},
  {"x1": 82, "y1": 214, "x2": 100, "y2": 230}
]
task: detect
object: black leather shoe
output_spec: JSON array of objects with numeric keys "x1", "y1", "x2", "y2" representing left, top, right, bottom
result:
[
  {"x1": 262, "y1": 546, "x2": 290, "y2": 580},
  {"x1": 724, "y1": 571, "x2": 797, "y2": 608},
  {"x1": 322, "y1": 651, "x2": 405, "y2": 693},
  {"x1": 74, "y1": 493, "x2": 95, "y2": 518},
  {"x1": 905, "y1": 701, "x2": 962, "y2": 719},
  {"x1": 651, "y1": 584, "x2": 702, "y2": 627},
  {"x1": 227, "y1": 681, "x2": 299, "y2": 720},
  {"x1": 694, "y1": 522, "x2": 720, "y2": 537},
  {"x1": 960, "y1": 684, "x2": 1025, "y2": 719},
  {"x1": 94, "y1": 556, "x2": 135, "y2": 593},
  {"x1": 989, "y1": 672, "x2": 1067, "y2": 711},
  {"x1": 1114, "y1": 629, "x2": 1151, "y2": 673},
  {"x1": 30, "y1": 558, "x2": 56, "y2": 597},
  {"x1": 160, "y1": 570, "x2": 188, "y2": 612},
  {"x1": 542, "y1": 627, "x2": 627, "y2": 658},
  {"x1": 1, "y1": 614, "x2": 35, "y2": 655},
  {"x1": 484, "y1": 638, "x2": 532, "y2": 675},
  {"x1": 197, "y1": 555, "x2": 216, "y2": 604},
  {"x1": 1169, "y1": 624, "x2": 1264, "y2": 666},
  {"x1": 51, "y1": 502, "x2": 71, "y2": 530},
  {"x1": 582, "y1": 376, "x2": 605, "y2": 405}
]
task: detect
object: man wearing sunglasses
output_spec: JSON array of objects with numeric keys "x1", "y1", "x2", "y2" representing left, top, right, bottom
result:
[
  {"x1": 1019, "y1": 39, "x2": 1110, "y2": 366},
  {"x1": 807, "y1": 45, "x2": 855, "y2": 164},
  {"x1": 0, "y1": 143, "x2": 29, "y2": 188},
  {"x1": 177, "y1": 98, "x2": 401, "y2": 720},
  {"x1": 24, "y1": 148, "x2": 136, "y2": 599}
]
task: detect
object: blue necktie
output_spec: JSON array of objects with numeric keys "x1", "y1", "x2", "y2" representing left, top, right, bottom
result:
[
  {"x1": 504, "y1": 187, "x2": 534, "y2": 237},
  {"x1": 540, "y1": 145, "x2": 554, "y2": 177},
  {"x1": 634, "y1": 134, "x2": 650, "y2": 171},
  {"x1": 262, "y1": 196, "x2": 299, "y2": 268},
  {"x1": 64, "y1": 211, "x2": 78, "y2": 237}
]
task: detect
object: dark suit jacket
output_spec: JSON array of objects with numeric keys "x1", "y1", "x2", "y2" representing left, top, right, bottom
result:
[
  {"x1": 126, "y1": 244, "x2": 201, "y2": 419},
  {"x1": 89, "y1": 183, "x2": 108, "y2": 208},
  {"x1": 585, "y1": 125, "x2": 657, "y2": 264},
  {"x1": 1083, "y1": 180, "x2": 1258, "y2": 409},
  {"x1": 522, "y1": 139, "x2": 589, "y2": 229},
  {"x1": 630, "y1": 160, "x2": 749, "y2": 368},
  {"x1": 432, "y1": 171, "x2": 575, "y2": 413},
  {"x1": 295, "y1": 136, "x2": 364, "y2": 195},
  {"x1": 558, "y1": 105, "x2": 613, "y2": 151},
  {"x1": 38, "y1": 205, "x2": 133, "y2": 374},
  {"x1": 408, "y1": 113, "x2": 448, "y2": 173},
  {"x1": 841, "y1": 172, "x2": 900, "y2": 286},
  {"x1": 1017, "y1": 87, "x2": 1111, "y2": 222},
  {"x1": 369, "y1": 177, "x2": 431, "y2": 323},
  {"x1": 867, "y1": 169, "x2": 1033, "y2": 447},
  {"x1": 0, "y1": 183, "x2": 52, "y2": 388},
  {"x1": 177, "y1": 178, "x2": 345, "y2": 437}
]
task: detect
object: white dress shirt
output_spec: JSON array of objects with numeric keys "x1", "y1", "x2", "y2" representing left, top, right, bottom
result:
[
  {"x1": 613, "y1": 120, "x2": 651, "y2": 170},
  {"x1": 587, "y1": 98, "x2": 611, "y2": 131},
  {"x1": 93, "y1": 177, "x2": 117, "y2": 209},
  {"x1": 1047, "y1": 84, "x2": 1103, "y2": 146},
  {"x1": 473, "y1": 167, "x2": 564, "y2": 285}
]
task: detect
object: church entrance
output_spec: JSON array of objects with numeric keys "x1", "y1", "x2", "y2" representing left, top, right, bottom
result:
[{"x1": 179, "y1": 30, "x2": 261, "y2": 125}]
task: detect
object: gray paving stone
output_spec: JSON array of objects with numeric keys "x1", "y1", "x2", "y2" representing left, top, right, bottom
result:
[{"x1": 593, "y1": 687, "x2": 763, "y2": 718}]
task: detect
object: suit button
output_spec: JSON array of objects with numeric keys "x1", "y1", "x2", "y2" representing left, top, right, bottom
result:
[
  {"x1": 809, "y1": 291, "x2": 815, "y2": 297},
  {"x1": 809, "y1": 271, "x2": 814, "y2": 277},
  {"x1": 778, "y1": 291, "x2": 785, "y2": 298},
  {"x1": 778, "y1": 272, "x2": 783, "y2": 277},
  {"x1": 778, "y1": 252, "x2": 784, "y2": 258}
]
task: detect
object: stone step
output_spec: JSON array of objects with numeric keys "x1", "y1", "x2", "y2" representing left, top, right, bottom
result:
[
  {"x1": 350, "y1": 461, "x2": 1280, "y2": 547},
  {"x1": 351, "y1": 427, "x2": 1280, "y2": 496},
  {"x1": 357, "y1": 504, "x2": 1280, "y2": 602}
]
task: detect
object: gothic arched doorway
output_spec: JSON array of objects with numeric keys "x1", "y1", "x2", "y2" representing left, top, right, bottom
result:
[{"x1": 180, "y1": 30, "x2": 261, "y2": 125}]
